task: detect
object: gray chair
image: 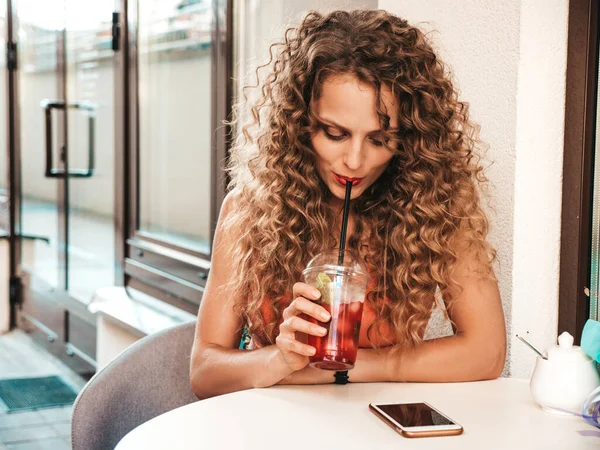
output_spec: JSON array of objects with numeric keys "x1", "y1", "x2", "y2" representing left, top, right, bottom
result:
[{"x1": 71, "y1": 321, "x2": 199, "y2": 450}]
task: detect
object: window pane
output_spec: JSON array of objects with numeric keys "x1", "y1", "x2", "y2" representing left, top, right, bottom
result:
[
  {"x1": 18, "y1": 1, "x2": 61, "y2": 288},
  {"x1": 65, "y1": 0, "x2": 115, "y2": 301},
  {"x1": 138, "y1": 0, "x2": 212, "y2": 255},
  {"x1": 233, "y1": 0, "x2": 377, "y2": 106},
  {"x1": 589, "y1": 39, "x2": 600, "y2": 322}
]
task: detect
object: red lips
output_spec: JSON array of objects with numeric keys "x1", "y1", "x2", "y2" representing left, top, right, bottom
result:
[{"x1": 334, "y1": 173, "x2": 365, "y2": 186}]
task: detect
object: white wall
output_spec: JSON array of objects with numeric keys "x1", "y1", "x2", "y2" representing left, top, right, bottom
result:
[
  {"x1": 380, "y1": 0, "x2": 569, "y2": 378},
  {"x1": 510, "y1": 0, "x2": 569, "y2": 379}
]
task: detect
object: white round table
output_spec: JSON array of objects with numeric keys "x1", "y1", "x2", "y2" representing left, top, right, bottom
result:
[{"x1": 116, "y1": 378, "x2": 599, "y2": 450}]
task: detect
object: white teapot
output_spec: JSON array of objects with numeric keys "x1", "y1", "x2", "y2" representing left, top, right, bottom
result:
[{"x1": 530, "y1": 331, "x2": 600, "y2": 414}]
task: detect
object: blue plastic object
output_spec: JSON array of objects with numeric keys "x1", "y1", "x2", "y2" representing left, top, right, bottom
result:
[{"x1": 581, "y1": 319, "x2": 600, "y2": 364}]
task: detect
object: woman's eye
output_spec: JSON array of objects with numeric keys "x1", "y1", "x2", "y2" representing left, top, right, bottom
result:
[
  {"x1": 370, "y1": 138, "x2": 384, "y2": 147},
  {"x1": 323, "y1": 129, "x2": 346, "y2": 141}
]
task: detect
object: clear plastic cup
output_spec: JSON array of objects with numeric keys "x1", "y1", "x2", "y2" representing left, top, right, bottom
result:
[{"x1": 301, "y1": 249, "x2": 369, "y2": 370}]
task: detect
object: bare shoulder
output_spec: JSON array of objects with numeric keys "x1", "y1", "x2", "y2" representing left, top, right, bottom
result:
[
  {"x1": 220, "y1": 190, "x2": 241, "y2": 220},
  {"x1": 223, "y1": 189, "x2": 241, "y2": 210},
  {"x1": 211, "y1": 190, "x2": 243, "y2": 275},
  {"x1": 447, "y1": 225, "x2": 495, "y2": 280},
  {"x1": 194, "y1": 190, "x2": 246, "y2": 349},
  {"x1": 214, "y1": 190, "x2": 244, "y2": 248}
]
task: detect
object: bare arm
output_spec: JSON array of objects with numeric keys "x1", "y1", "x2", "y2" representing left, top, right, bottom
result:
[
  {"x1": 358, "y1": 241, "x2": 506, "y2": 383},
  {"x1": 190, "y1": 193, "x2": 292, "y2": 399},
  {"x1": 352, "y1": 267, "x2": 506, "y2": 383},
  {"x1": 280, "y1": 243, "x2": 506, "y2": 384},
  {"x1": 190, "y1": 193, "x2": 338, "y2": 399}
]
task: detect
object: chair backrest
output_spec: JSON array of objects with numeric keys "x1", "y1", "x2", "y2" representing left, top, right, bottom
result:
[{"x1": 71, "y1": 321, "x2": 199, "y2": 450}]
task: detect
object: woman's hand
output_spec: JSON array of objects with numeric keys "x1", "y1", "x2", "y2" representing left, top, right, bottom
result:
[{"x1": 275, "y1": 282, "x2": 331, "y2": 372}]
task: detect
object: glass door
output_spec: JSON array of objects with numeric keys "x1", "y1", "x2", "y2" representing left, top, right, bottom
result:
[
  {"x1": 18, "y1": 0, "x2": 62, "y2": 299},
  {"x1": 65, "y1": 0, "x2": 115, "y2": 302},
  {"x1": 16, "y1": 0, "x2": 115, "y2": 375},
  {"x1": 0, "y1": 2, "x2": 8, "y2": 333}
]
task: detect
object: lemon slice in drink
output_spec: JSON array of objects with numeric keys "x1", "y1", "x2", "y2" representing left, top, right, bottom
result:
[{"x1": 315, "y1": 272, "x2": 333, "y2": 305}]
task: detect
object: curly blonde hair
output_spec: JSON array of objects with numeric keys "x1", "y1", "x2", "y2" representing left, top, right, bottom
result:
[{"x1": 223, "y1": 9, "x2": 495, "y2": 349}]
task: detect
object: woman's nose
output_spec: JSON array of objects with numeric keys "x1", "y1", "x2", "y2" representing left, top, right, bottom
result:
[{"x1": 343, "y1": 138, "x2": 365, "y2": 171}]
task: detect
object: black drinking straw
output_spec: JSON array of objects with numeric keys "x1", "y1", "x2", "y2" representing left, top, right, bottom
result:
[
  {"x1": 335, "y1": 180, "x2": 353, "y2": 385},
  {"x1": 337, "y1": 180, "x2": 353, "y2": 265}
]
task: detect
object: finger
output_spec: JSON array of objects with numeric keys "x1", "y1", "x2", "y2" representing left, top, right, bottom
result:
[
  {"x1": 283, "y1": 297, "x2": 331, "y2": 322},
  {"x1": 292, "y1": 282, "x2": 321, "y2": 301},
  {"x1": 282, "y1": 315, "x2": 327, "y2": 337},
  {"x1": 276, "y1": 335, "x2": 316, "y2": 356}
]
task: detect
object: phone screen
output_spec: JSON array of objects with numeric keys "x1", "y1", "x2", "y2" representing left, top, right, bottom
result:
[{"x1": 376, "y1": 403, "x2": 455, "y2": 427}]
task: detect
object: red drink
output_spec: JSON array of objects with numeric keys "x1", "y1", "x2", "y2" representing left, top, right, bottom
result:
[
  {"x1": 302, "y1": 250, "x2": 369, "y2": 371},
  {"x1": 307, "y1": 300, "x2": 364, "y2": 370}
]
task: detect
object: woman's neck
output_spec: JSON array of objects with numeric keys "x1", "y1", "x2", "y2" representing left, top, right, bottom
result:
[
  {"x1": 327, "y1": 195, "x2": 345, "y2": 213},
  {"x1": 324, "y1": 197, "x2": 369, "y2": 251}
]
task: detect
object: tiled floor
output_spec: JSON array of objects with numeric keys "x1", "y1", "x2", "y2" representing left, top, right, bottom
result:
[{"x1": 0, "y1": 329, "x2": 87, "y2": 450}]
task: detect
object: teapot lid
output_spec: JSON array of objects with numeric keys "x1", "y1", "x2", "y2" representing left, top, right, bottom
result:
[
  {"x1": 546, "y1": 331, "x2": 592, "y2": 363},
  {"x1": 557, "y1": 331, "x2": 574, "y2": 348}
]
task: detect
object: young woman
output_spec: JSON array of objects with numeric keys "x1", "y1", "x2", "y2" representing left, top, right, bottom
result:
[{"x1": 190, "y1": 9, "x2": 506, "y2": 399}]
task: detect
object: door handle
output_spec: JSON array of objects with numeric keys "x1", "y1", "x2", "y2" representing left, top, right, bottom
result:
[{"x1": 41, "y1": 99, "x2": 96, "y2": 178}]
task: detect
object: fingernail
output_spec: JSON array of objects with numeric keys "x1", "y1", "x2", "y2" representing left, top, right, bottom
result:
[
  {"x1": 312, "y1": 289, "x2": 321, "y2": 299},
  {"x1": 318, "y1": 327, "x2": 327, "y2": 335},
  {"x1": 321, "y1": 313, "x2": 330, "y2": 321},
  {"x1": 309, "y1": 347, "x2": 316, "y2": 355}
]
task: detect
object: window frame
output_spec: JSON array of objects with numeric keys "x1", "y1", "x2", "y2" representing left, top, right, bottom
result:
[
  {"x1": 559, "y1": 0, "x2": 598, "y2": 343},
  {"x1": 116, "y1": 0, "x2": 232, "y2": 311}
]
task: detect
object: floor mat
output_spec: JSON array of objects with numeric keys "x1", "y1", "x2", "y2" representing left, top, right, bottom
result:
[{"x1": 0, "y1": 375, "x2": 78, "y2": 413}]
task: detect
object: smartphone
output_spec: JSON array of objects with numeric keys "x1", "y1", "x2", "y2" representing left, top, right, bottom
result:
[{"x1": 369, "y1": 401, "x2": 463, "y2": 438}]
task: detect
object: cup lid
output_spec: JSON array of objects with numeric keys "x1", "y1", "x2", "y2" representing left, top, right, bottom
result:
[{"x1": 302, "y1": 249, "x2": 369, "y2": 278}]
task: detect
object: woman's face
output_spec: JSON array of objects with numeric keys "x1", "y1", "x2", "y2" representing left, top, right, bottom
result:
[{"x1": 310, "y1": 74, "x2": 398, "y2": 206}]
